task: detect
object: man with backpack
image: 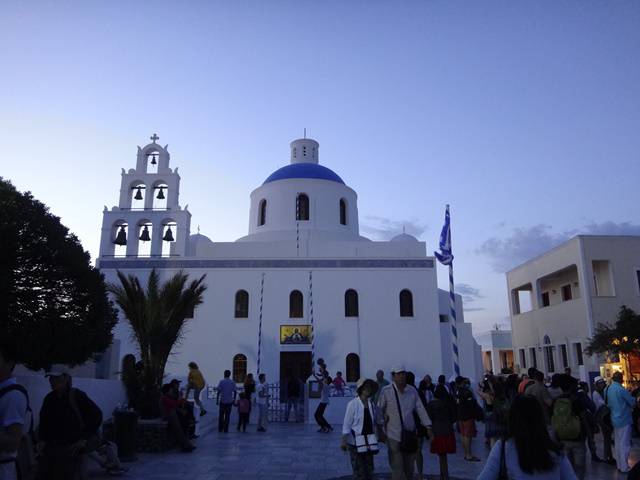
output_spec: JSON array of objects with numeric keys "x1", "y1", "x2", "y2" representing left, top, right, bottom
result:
[
  {"x1": 551, "y1": 374, "x2": 587, "y2": 479},
  {"x1": 0, "y1": 348, "x2": 29, "y2": 480}
]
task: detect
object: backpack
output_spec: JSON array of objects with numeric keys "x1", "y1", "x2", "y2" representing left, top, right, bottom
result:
[
  {"x1": 551, "y1": 397, "x2": 581, "y2": 441},
  {"x1": 0, "y1": 383, "x2": 36, "y2": 480}
]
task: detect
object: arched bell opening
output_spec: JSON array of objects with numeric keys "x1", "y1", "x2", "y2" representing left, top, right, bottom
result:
[
  {"x1": 137, "y1": 221, "x2": 153, "y2": 257},
  {"x1": 146, "y1": 150, "x2": 160, "y2": 174},
  {"x1": 130, "y1": 182, "x2": 146, "y2": 210},
  {"x1": 112, "y1": 222, "x2": 128, "y2": 257},
  {"x1": 161, "y1": 221, "x2": 177, "y2": 257},
  {"x1": 153, "y1": 182, "x2": 168, "y2": 210}
]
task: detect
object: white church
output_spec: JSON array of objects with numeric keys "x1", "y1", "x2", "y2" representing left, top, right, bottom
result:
[{"x1": 96, "y1": 135, "x2": 482, "y2": 388}]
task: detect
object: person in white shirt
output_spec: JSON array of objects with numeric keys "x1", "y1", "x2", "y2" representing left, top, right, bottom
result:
[
  {"x1": 377, "y1": 365, "x2": 432, "y2": 480},
  {"x1": 0, "y1": 348, "x2": 28, "y2": 480},
  {"x1": 255, "y1": 374, "x2": 270, "y2": 432},
  {"x1": 341, "y1": 378, "x2": 379, "y2": 480}
]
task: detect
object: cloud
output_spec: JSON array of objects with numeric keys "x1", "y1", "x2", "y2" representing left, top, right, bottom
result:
[
  {"x1": 455, "y1": 283, "x2": 483, "y2": 304},
  {"x1": 360, "y1": 215, "x2": 427, "y2": 240},
  {"x1": 478, "y1": 222, "x2": 640, "y2": 272}
]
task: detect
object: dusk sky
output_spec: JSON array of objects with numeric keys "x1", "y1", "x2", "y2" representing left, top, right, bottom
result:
[{"x1": 2, "y1": 1, "x2": 639, "y2": 334}]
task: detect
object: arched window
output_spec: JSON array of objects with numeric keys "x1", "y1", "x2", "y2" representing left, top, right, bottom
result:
[
  {"x1": 233, "y1": 354, "x2": 247, "y2": 383},
  {"x1": 289, "y1": 290, "x2": 303, "y2": 318},
  {"x1": 399, "y1": 289, "x2": 414, "y2": 317},
  {"x1": 345, "y1": 289, "x2": 359, "y2": 317},
  {"x1": 235, "y1": 290, "x2": 249, "y2": 318},
  {"x1": 258, "y1": 199, "x2": 267, "y2": 226},
  {"x1": 296, "y1": 194, "x2": 309, "y2": 221},
  {"x1": 346, "y1": 353, "x2": 360, "y2": 382},
  {"x1": 339, "y1": 199, "x2": 347, "y2": 225}
]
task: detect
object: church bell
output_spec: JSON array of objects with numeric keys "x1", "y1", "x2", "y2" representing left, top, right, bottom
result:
[
  {"x1": 162, "y1": 226, "x2": 175, "y2": 242},
  {"x1": 150, "y1": 155, "x2": 157, "y2": 165},
  {"x1": 113, "y1": 226, "x2": 127, "y2": 245},
  {"x1": 134, "y1": 187, "x2": 143, "y2": 200},
  {"x1": 139, "y1": 225, "x2": 151, "y2": 242},
  {"x1": 156, "y1": 187, "x2": 165, "y2": 200}
]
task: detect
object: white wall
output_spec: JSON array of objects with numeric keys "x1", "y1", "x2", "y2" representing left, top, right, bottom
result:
[{"x1": 15, "y1": 374, "x2": 126, "y2": 427}]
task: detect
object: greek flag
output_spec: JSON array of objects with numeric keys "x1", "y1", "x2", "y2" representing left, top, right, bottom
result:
[{"x1": 434, "y1": 205, "x2": 454, "y2": 266}]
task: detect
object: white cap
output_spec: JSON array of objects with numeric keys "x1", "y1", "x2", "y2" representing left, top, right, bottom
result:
[
  {"x1": 45, "y1": 365, "x2": 70, "y2": 377},
  {"x1": 594, "y1": 376, "x2": 605, "y2": 383},
  {"x1": 391, "y1": 365, "x2": 406, "y2": 374}
]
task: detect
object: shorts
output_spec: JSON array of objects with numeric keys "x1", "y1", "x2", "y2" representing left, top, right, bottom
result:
[{"x1": 459, "y1": 419, "x2": 477, "y2": 438}]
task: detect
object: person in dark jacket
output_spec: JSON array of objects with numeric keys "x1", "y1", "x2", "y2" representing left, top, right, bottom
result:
[
  {"x1": 427, "y1": 385, "x2": 457, "y2": 480},
  {"x1": 37, "y1": 367, "x2": 103, "y2": 480},
  {"x1": 456, "y1": 378, "x2": 480, "y2": 462}
]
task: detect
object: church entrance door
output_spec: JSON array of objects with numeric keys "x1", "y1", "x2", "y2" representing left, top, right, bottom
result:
[
  {"x1": 280, "y1": 352, "x2": 312, "y2": 386},
  {"x1": 275, "y1": 352, "x2": 311, "y2": 422}
]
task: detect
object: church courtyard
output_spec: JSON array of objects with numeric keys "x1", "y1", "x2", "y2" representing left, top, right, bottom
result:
[{"x1": 87, "y1": 419, "x2": 639, "y2": 480}]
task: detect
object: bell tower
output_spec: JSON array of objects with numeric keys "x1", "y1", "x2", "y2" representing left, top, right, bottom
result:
[{"x1": 98, "y1": 134, "x2": 191, "y2": 260}]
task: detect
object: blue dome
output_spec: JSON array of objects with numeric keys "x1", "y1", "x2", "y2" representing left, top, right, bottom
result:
[{"x1": 263, "y1": 163, "x2": 345, "y2": 185}]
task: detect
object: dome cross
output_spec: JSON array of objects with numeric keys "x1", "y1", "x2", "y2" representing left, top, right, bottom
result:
[{"x1": 150, "y1": 133, "x2": 160, "y2": 143}]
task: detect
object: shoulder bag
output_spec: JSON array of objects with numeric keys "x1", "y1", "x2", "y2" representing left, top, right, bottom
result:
[
  {"x1": 353, "y1": 400, "x2": 379, "y2": 454},
  {"x1": 392, "y1": 385, "x2": 419, "y2": 453}
]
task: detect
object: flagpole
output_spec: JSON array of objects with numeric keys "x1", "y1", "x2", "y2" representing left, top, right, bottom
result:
[
  {"x1": 443, "y1": 204, "x2": 461, "y2": 376},
  {"x1": 449, "y1": 262, "x2": 461, "y2": 377},
  {"x1": 434, "y1": 204, "x2": 461, "y2": 377},
  {"x1": 257, "y1": 272, "x2": 265, "y2": 375}
]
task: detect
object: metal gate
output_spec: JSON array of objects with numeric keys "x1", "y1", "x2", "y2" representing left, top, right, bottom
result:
[{"x1": 267, "y1": 382, "x2": 306, "y2": 422}]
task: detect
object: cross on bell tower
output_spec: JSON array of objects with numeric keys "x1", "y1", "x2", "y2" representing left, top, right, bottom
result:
[{"x1": 97, "y1": 134, "x2": 191, "y2": 261}]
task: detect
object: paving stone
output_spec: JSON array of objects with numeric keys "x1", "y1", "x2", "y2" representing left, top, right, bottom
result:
[{"x1": 83, "y1": 421, "x2": 638, "y2": 479}]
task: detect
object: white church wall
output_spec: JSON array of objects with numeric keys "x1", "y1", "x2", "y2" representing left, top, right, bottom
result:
[{"x1": 103, "y1": 264, "x2": 444, "y2": 384}]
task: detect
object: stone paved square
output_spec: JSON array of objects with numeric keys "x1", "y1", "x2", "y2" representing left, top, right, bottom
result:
[{"x1": 86, "y1": 414, "x2": 640, "y2": 480}]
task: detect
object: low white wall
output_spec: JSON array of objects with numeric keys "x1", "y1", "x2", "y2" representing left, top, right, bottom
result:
[{"x1": 15, "y1": 374, "x2": 127, "y2": 427}]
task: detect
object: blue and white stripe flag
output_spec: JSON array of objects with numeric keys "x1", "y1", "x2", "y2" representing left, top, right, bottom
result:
[{"x1": 434, "y1": 205, "x2": 454, "y2": 266}]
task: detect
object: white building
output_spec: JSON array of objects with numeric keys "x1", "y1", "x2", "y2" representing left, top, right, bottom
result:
[
  {"x1": 474, "y1": 328, "x2": 514, "y2": 374},
  {"x1": 96, "y1": 135, "x2": 482, "y2": 389},
  {"x1": 507, "y1": 235, "x2": 640, "y2": 383}
]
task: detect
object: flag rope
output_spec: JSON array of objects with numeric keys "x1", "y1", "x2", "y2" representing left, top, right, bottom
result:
[
  {"x1": 257, "y1": 272, "x2": 265, "y2": 375},
  {"x1": 309, "y1": 270, "x2": 315, "y2": 369}
]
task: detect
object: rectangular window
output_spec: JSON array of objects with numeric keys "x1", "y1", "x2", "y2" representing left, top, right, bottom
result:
[
  {"x1": 574, "y1": 342, "x2": 584, "y2": 366},
  {"x1": 561, "y1": 284, "x2": 572, "y2": 301},
  {"x1": 592, "y1": 260, "x2": 614, "y2": 296},
  {"x1": 519, "y1": 349, "x2": 527, "y2": 369},
  {"x1": 439, "y1": 315, "x2": 449, "y2": 323},
  {"x1": 529, "y1": 347, "x2": 537, "y2": 369},
  {"x1": 560, "y1": 344, "x2": 568, "y2": 369},
  {"x1": 544, "y1": 346, "x2": 555, "y2": 373},
  {"x1": 541, "y1": 292, "x2": 550, "y2": 307}
]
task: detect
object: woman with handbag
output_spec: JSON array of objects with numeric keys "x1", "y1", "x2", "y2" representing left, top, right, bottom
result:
[
  {"x1": 477, "y1": 395, "x2": 577, "y2": 479},
  {"x1": 341, "y1": 378, "x2": 379, "y2": 480}
]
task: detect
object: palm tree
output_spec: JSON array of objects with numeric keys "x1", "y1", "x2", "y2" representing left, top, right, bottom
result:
[{"x1": 108, "y1": 269, "x2": 207, "y2": 417}]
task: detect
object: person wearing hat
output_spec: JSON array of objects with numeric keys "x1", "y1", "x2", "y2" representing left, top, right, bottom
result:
[
  {"x1": 341, "y1": 378, "x2": 379, "y2": 480},
  {"x1": 590, "y1": 376, "x2": 614, "y2": 465},
  {"x1": 37, "y1": 366, "x2": 103, "y2": 479},
  {"x1": 377, "y1": 365, "x2": 432, "y2": 480}
]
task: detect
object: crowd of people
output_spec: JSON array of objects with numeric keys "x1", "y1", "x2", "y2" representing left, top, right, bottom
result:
[
  {"x1": 3, "y1": 341, "x2": 640, "y2": 480},
  {"x1": 341, "y1": 365, "x2": 640, "y2": 480}
]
